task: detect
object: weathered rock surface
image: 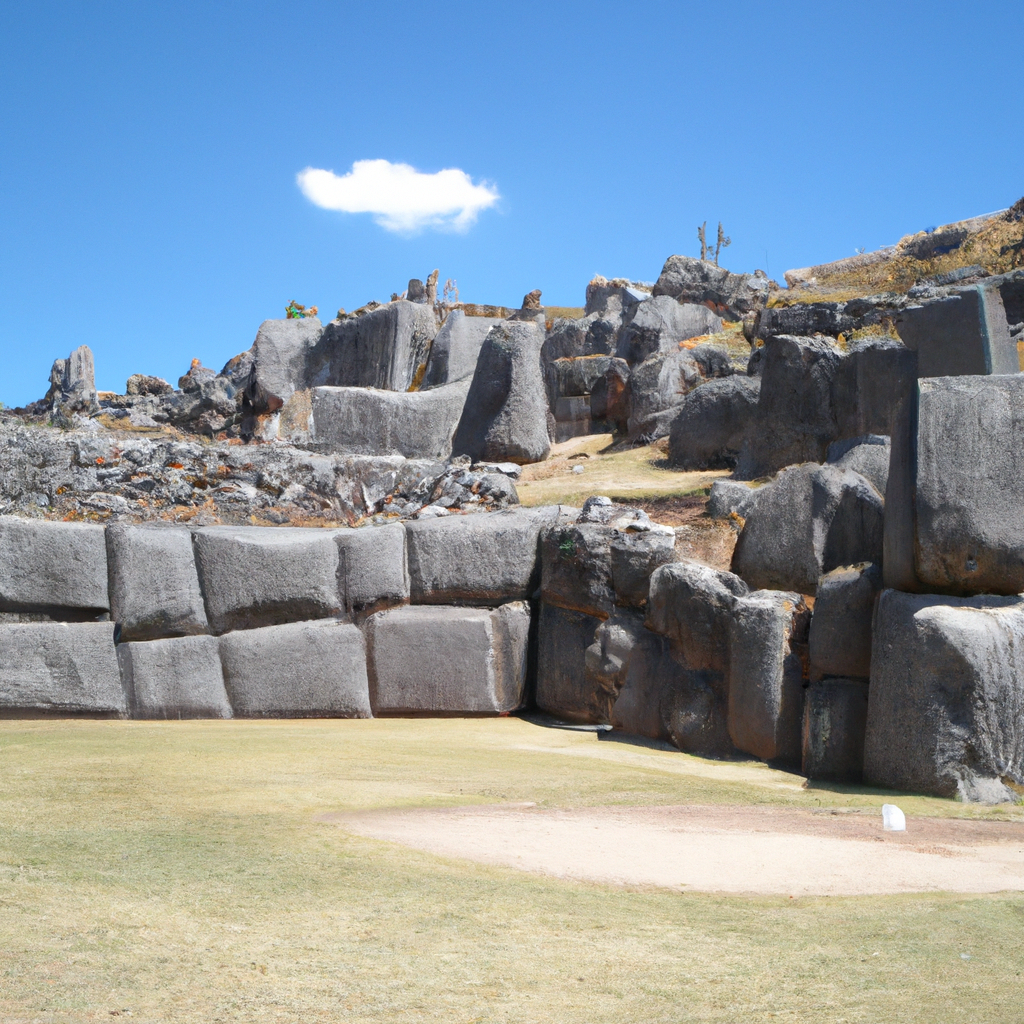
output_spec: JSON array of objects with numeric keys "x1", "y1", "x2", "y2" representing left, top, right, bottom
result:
[
  {"x1": 728, "y1": 590, "x2": 810, "y2": 765},
  {"x1": 405, "y1": 506, "x2": 565, "y2": 605},
  {"x1": 625, "y1": 350, "x2": 702, "y2": 440},
  {"x1": 864, "y1": 590, "x2": 1024, "y2": 801},
  {"x1": 667, "y1": 375, "x2": 761, "y2": 469},
  {"x1": 192, "y1": 526, "x2": 342, "y2": 634},
  {"x1": 802, "y1": 679, "x2": 869, "y2": 782},
  {"x1": 0, "y1": 516, "x2": 108, "y2": 614},
  {"x1": 832, "y1": 337, "x2": 916, "y2": 439},
  {"x1": 825, "y1": 435, "x2": 890, "y2": 496},
  {"x1": 309, "y1": 379, "x2": 471, "y2": 460},
  {"x1": 808, "y1": 562, "x2": 880, "y2": 680},
  {"x1": 106, "y1": 524, "x2": 208, "y2": 641},
  {"x1": 219, "y1": 620, "x2": 371, "y2": 718},
  {"x1": 46, "y1": 345, "x2": 98, "y2": 416},
  {"x1": 118, "y1": 634, "x2": 230, "y2": 719},
  {"x1": 421, "y1": 310, "x2": 502, "y2": 388},
  {"x1": 451, "y1": 320, "x2": 551, "y2": 464},
  {"x1": 606, "y1": 615, "x2": 675, "y2": 743},
  {"x1": 705, "y1": 478, "x2": 760, "y2": 519},
  {"x1": 617, "y1": 296, "x2": 722, "y2": 365},
  {"x1": 246, "y1": 317, "x2": 325, "y2": 413},
  {"x1": 885, "y1": 375, "x2": 1024, "y2": 596},
  {"x1": 0, "y1": 622, "x2": 123, "y2": 714},
  {"x1": 335, "y1": 524, "x2": 409, "y2": 614},
  {"x1": 535, "y1": 601, "x2": 607, "y2": 723},
  {"x1": 320, "y1": 300, "x2": 438, "y2": 392},
  {"x1": 364, "y1": 602, "x2": 529, "y2": 714},
  {"x1": 652, "y1": 256, "x2": 770, "y2": 320},
  {"x1": 731, "y1": 463, "x2": 884, "y2": 595}
]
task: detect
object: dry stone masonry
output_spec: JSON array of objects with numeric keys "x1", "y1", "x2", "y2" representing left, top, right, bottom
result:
[{"x1": 4, "y1": 249, "x2": 1024, "y2": 803}]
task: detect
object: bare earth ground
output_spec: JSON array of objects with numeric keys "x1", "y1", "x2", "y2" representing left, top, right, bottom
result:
[
  {"x1": 3, "y1": 717, "x2": 1024, "y2": 1023},
  {"x1": 335, "y1": 802, "x2": 1024, "y2": 897}
]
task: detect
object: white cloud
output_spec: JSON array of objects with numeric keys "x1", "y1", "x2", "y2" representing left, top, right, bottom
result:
[{"x1": 296, "y1": 158, "x2": 500, "y2": 233}]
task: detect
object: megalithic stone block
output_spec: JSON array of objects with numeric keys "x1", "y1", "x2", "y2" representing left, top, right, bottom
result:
[
  {"x1": 192, "y1": 526, "x2": 343, "y2": 634},
  {"x1": 364, "y1": 602, "x2": 530, "y2": 715},
  {"x1": 883, "y1": 375, "x2": 1024, "y2": 596},
  {"x1": 896, "y1": 281, "x2": 1018, "y2": 378},
  {"x1": 0, "y1": 622, "x2": 124, "y2": 715},
  {"x1": 118, "y1": 634, "x2": 230, "y2": 719},
  {"x1": 864, "y1": 589, "x2": 1024, "y2": 802},
  {"x1": 534, "y1": 601, "x2": 607, "y2": 723},
  {"x1": 727, "y1": 590, "x2": 810, "y2": 766},
  {"x1": 106, "y1": 524, "x2": 209, "y2": 641},
  {"x1": 802, "y1": 678, "x2": 869, "y2": 783},
  {"x1": 219, "y1": 620, "x2": 371, "y2": 718},
  {"x1": 335, "y1": 523, "x2": 409, "y2": 614},
  {"x1": 808, "y1": 562, "x2": 881, "y2": 681},
  {"x1": 0, "y1": 516, "x2": 108, "y2": 615}
]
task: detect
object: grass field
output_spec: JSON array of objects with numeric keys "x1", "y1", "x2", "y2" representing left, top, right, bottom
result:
[{"x1": 2, "y1": 717, "x2": 1023, "y2": 1023}]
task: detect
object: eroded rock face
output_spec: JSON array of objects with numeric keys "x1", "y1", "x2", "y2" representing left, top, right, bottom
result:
[
  {"x1": 46, "y1": 345, "x2": 98, "y2": 417},
  {"x1": 652, "y1": 256, "x2": 770, "y2": 320}
]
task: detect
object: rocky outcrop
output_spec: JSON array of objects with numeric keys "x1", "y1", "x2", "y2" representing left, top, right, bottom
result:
[{"x1": 652, "y1": 256, "x2": 770, "y2": 320}]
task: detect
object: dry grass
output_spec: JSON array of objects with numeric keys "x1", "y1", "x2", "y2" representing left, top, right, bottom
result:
[
  {"x1": 1, "y1": 717, "x2": 1023, "y2": 1023},
  {"x1": 517, "y1": 434, "x2": 727, "y2": 509}
]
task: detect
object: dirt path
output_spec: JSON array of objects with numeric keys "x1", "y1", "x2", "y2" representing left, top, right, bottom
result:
[{"x1": 331, "y1": 803, "x2": 1024, "y2": 896}]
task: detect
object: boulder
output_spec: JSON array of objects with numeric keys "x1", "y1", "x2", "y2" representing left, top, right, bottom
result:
[
  {"x1": 606, "y1": 615, "x2": 675, "y2": 743},
  {"x1": 756, "y1": 303, "x2": 855, "y2": 341},
  {"x1": 731, "y1": 463, "x2": 884, "y2": 595},
  {"x1": 617, "y1": 296, "x2": 722, "y2": 365},
  {"x1": 660, "y1": 667, "x2": 733, "y2": 758},
  {"x1": 192, "y1": 526, "x2": 343, "y2": 634},
  {"x1": 863, "y1": 590, "x2": 1024, "y2": 801},
  {"x1": 46, "y1": 345, "x2": 98, "y2": 414},
  {"x1": 219, "y1": 619, "x2": 371, "y2": 717},
  {"x1": 106, "y1": 524, "x2": 209, "y2": 642},
  {"x1": 126, "y1": 374, "x2": 173, "y2": 397},
  {"x1": 118, "y1": 634, "x2": 231, "y2": 719},
  {"x1": 309, "y1": 379, "x2": 471, "y2": 460},
  {"x1": 364, "y1": 602, "x2": 529, "y2": 714},
  {"x1": 421, "y1": 310, "x2": 503, "y2": 388},
  {"x1": 543, "y1": 314, "x2": 618, "y2": 362},
  {"x1": 667, "y1": 375, "x2": 761, "y2": 469},
  {"x1": 727, "y1": 590, "x2": 810, "y2": 765},
  {"x1": 535, "y1": 601, "x2": 608, "y2": 723},
  {"x1": 802, "y1": 679, "x2": 869, "y2": 782},
  {"x1": 825, "y1": 434, "x2": 890, "y2": 496},
  {"x1": 451, "y1": 320, "x2": 551, "y2": 465},
  {"x1": 808, "y1": 562, "x2": 881, "y2": 680},
  {"x1": 405, "y1": 506, "x2": 565, "y2": 605},
  {"x1": 652, "y1": 256, "x2": 770, "y2": 320},
  {"x1": 335, "y1": 524, "x2": 409, "y2": 614},
  {"x1": 737, "y1": 335, "x2": 842, "y2": 478},
  {"x1": 542, "y1": 509, "x2": 676, "y2": 616},
  {"x1": 706, "y1": 479, "x2": 760, "y2": 519},
  {"x1": 831, "y1": 337, "x2": 916, "y2": 438},
  {"x1": 246, "y1": 317, "x2": 325, "y2": 413},
  {"x1": 0, "y1": 622, "x2": 124, "y2": 714},
  {"x1": 584, "y1": 278, "x2": 651, "y2": 317},
  {"x1": 884, "y1": 375, "x2": 1024, "y2": 596},
  {"x1": 0, "y1": 517, "x2": 108, "y2": 614},
  {"x1": 895, "y1": 281, "x2": 1018, "y2": 378},
  {"x1": 625, "y1": 350, "x2": 702, "y2": 440}
]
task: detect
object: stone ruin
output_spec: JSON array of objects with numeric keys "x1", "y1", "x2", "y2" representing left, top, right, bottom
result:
[{"x1": 2, "y1": 253, "x2": 1024, "y2": 804}]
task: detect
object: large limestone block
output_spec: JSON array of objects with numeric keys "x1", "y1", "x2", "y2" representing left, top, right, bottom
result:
[
  {"x1": 106, "y1": 524, "x2": 208, "y2": 641},
  {"x1": 802, "y1": 679, "x2": 869, "y2": 783},
  {"x1": 246, "y1": 317, "x2": 324, "y2": 412},
  {"x1": 192, "y1": 526, "x2": 342, "y2": 634},
  {"x1": 364, "y1": 602, "x2": 529, "y2": 715},
  {"x1": 617, "y1": 296, "x2": 721, "y2": 366},
  {"x1": 864, "y1": 590, "x2": 1024, "y2": 801},
  {"x1": 421, "y1": 310, "x2": 503, "y2": 388},
  {"x1": 451, "y1": 320, "x2": 551, "y2": 465},
  {"x1": 832, "y1": 337, "x2": 916, "y2": 438},
  {"x1": 0, "y1": 622, "x2": 124, "y2": 714},
  {"x1": 885, "y1": 376, "x2": 1024, "y2": 596},
  {"x1": 118, "y1": 634, "x2": 230, "y2": 719},
  {"x1": 667, "y1": 375, "x2": 761, "y2": 470},
  {"x1": 652, "y1": 256, "x2": 770, "y2": 320},
  {"x1": 896, "y1": 282, "x2": 1017, "y2": 378},
  {"x1": 219, "y1": 620, "x2": 371, "y2": 717},
  {"x1": 335, "y1": 524, "x2": 409, "y2": 613},
  {"x1": 0, "y1": 516, "x2": 108, "y2": 614},
  {"x1": 535, "y1": 601, "x2": 607, "y2": 723},
  {"x1": 606, "y1": 615, "x2": 675, "y2": 743},
  {"x1": 737, "y1": 334, "x2": 842, "y2": 478},
  {"x1": 727, "y1": 591, "x2": 810, "y2": 765},
  {"x1": 405, "y1": 507, "x2": 563, "y2": 605},
  {"x1": 625, "y1": 350, "x2": 701, "y2": 440},
  {"x1": 808, "y1": 563, "x2": 881, "y2": 680},
  {"x1": 321, "y1": 300, "x2": 438, "y2": 392},
  {"x1": 731, "y1": 463, "x2": 883, "y2": 596},
  {"x1": 309, "y1": 379, "x2": 471, "y2": 459}
]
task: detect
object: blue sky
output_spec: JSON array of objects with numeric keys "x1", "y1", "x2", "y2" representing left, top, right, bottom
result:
[{"x1": 1, "y1": 0, "x2": 1022, "y2": 407}]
